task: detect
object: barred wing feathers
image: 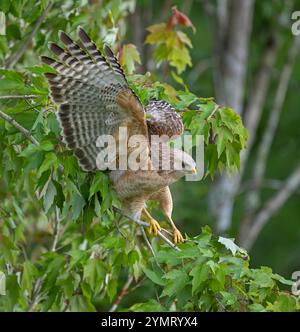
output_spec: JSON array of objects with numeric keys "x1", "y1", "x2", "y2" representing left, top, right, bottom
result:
[
  {"x1": 145, "y1": 100, "x2": 184, "y2": 139},
  {"x1": 42, "y1": 27, "x2": 148, "y2": 171}
]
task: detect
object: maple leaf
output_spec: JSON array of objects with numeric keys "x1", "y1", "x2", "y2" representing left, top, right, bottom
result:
[
  {"x1": 119, "y1": 44, "x2": 141, "y2": 75},
  {"x1": 167, "y1": 6, "x2": 196, "y2": 33}
]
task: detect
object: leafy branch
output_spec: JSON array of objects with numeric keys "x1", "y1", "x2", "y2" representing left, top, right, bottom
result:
[{"x1": 0, "y1": 110, "x2": 39, "y2": 145}]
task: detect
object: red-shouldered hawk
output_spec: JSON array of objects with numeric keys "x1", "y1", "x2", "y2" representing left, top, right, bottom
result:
[{"x1": 42, "y1": 27, "x2": 196, "y2": 244}]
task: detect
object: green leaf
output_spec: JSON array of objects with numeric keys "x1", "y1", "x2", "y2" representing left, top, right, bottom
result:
[
  {"x1": 145, "y1": 23, "x2": 167, "y2": 45},
  {"x1": 272, "y1": 274, "x2": 294, "y2": 286},
  {"x1": 220, "y1": 291, "x2": 238, "y2": 306},
  {"x1": 24, "y1": 150, "x2": 44, "y2": 173},
  {"x1": 120, "y1": 44, "x2": 141, "y2": 75},
  {"x1": 89, "y1": 173, "x2": 109, "y2": 199},
  {"x1": 19, "y1": 144, "x2": 39, "y2": 158},
  {"x1": 68, "y1": 250, "x2": 88, "y2": 268},
  {"x1": 190, "y1": 263, "x2": 210, "y2": 294},
  {"x1": 130, "y1": 299, "x2": 167, "y2": 312},
  {"x1": 21, "y1": 261, "x2": 38, "y2": 294},
  {"x1": 42, "y1": 255, "x2": 65, "y2": 290},
  {"x1": 205, "y1": 144, "x2": 218, "y2": 177},
  {"x1": 70, "y1": 295, "x2": 96, "y2": 312},
  {"x1": 251, "y1": 268, "x2": 275, "y2": 288},
  {"x1": 0, "y1": 78, "x2": 25, "y2": 91},
  {"x1": 83, "y1": 259, "x2": 106, "y2": 293},
  {"x1": 248, "y1": 303, "x2": 266, "y2": 312},
  {"x1": 216, "y1": 126, "x2": 233, "y2": 157},
  {"x1": 71, "y1": 192, "x2": 86, "y2": 220},
  {"x1": 39, "y1": 140, "x2": 55, "y2": 152},
  {"x1": 156, "y1": 249, "x2": 181, "y2": 266},
  {"x1": 128, "y1": 250, "x2": 140, "y2": 265},
  {"x1": 0, "y1": 0, "x2": 10, "y2": 13},
  {"x1": 142, "y1": 267, "x2": 166, "y2": 286},
  {"x1": 38, "y1": 152, "x2": 58, "y2": 176},
  {"x1": 225, "y1": 142, "x2": 240, "y2": 171},
  {"x1": 3, "y1": 275, "x2": 20, "y2": 310},
  {"x1": 218, "y1": 237, "x2": 240, "y2": 256},
  {"x1": 107, "y1": 278, "x2": 117, "y2": 301},
  {"x1": 268, "y1": 294, "x2": 297, "y2": 312},
  {"x1": 43, "y1": 180, "x2": 56, "y2": 213},
  {"x1": 162, "y1": 270, "x2": 188, "y2": 297}
]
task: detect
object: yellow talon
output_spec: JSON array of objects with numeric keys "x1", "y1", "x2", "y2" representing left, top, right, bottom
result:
[
  {"x1": 173, "y1": 228, "x2": 184, "y2": 244},
  {"x1": 149, "y1": 218, "x2": 161, "y2": 236}
]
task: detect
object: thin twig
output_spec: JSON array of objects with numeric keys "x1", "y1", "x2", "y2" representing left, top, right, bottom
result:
[
  {"x1": 240, "y1": 178, "x2": 300, "y2": 194},
  {"x1": 0, "y1": 95, "x2": 39, "y2": 100},
  {"x1": 207, "y1": 104, "x2": 220, "y2": 121},
  {"x1": 140, "y1": 226, "x2": 162, "y2": 269},
  {"x1": 28, "y1": 277, "x2": 44, "y2": 312},
  {"x1": 51, "y1": 207, "x2": 61, "y2": 251},
  {"x1": 241, "y1": 162, "x2": 300, "y2": 250},
  {"x1": 140, "y1": 226, "x2": 156, "y2": 257},
  {"x1": 109, "y1": 276, "x2": 134, "y2": 312},
  {"x1": 113, "y1": 215, "x2": 128, "y2": 240},
  {"x1": 0, "y1": 110, "x2": 39, "y2": 145},
  {"x1": 238, "y1": 36, "x2": 300, "y2": 244},
  {"x1": 113, "y1": 207, "x2": 181, "y2": 251},
  {"x1": 252, "y1": 36, "x2": 300, "y2": 185},
  {"x1": 240, "y1": 35, "x2": 278, "y2": 173},
  {"x1": 5, "y1": 3, "x2": 53, "y2": 68},
  {"x1": 160, "y1": 227, "x2": 173, "y2": 237},
  {"x1": 0, "y1": 108, "x2": 64, "y2": 173}
]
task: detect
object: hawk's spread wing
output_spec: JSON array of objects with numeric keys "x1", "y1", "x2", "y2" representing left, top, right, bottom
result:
[
  {"x1": 145, "y1": 100, "x2": 184, "y2": 139},
  {"x1": 42, "y1": 27, "x2": 148, "y2": 171}
]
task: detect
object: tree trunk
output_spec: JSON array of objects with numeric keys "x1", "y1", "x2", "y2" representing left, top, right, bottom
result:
[{"x1": 210, "y1": 0, "x2": 255, "y2": 233}]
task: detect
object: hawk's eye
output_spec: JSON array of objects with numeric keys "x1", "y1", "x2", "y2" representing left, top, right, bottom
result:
[{"x1": 181, "y1": 161, "x2": 185, "y2": 169}]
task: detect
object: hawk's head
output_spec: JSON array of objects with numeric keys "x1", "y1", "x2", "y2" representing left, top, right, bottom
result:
[{"x1": 167, "y1": 148, "x2": 197, "y2": 180}]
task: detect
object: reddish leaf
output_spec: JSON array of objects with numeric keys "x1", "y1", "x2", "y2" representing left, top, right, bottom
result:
[{"x1": 167, "y1": 6, "x2": 196, "y2": 33}]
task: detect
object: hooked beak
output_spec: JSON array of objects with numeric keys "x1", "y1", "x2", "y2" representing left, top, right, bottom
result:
[{"x1": 191, "y1": 167, "x2": 197, "y2": 174}]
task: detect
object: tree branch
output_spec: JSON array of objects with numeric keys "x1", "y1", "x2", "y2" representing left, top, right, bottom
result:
[
  {"x1": 240, "y1": 35, "x2": 278, "y2": 174},
  {"x1": 241, "y1": 162, "x2": 300, "y2": 250},
  {"x1": 140, "y1": 226, "x2": 156, "y2": 257},
  {"x1": 252, "y1": 36, "x2": 300, "y2": 188},
  {"x1": 4, "y1": 3, "x2": 52, "y2": 68},
  {"x1": 240, "y1": 178, "x2": 300, "y2": 194},
  {"x1": 0, "y1": 95, "x2": 38, "y2": 100},
  {"x1": 0, "y1": 110, "x2": 39, "y2": 146},
  {"x1": 113, "y1": 207, "x2": 181, "y2": 251},
  {"x1": 28, "y1": 277, "x2": 44, "y2": 312},
  {"x1": 239, "y1": 36, "x2": 300, "y2": 244},
  {"x1": 109, "y1": 276, "x2": 134, "y2": 312},
  {"x1": 0, "y1": 107, "x2": 64, "y2": 173},
  {"x1": 51, "y1": 207, "x2": 61, "y2": 252}
]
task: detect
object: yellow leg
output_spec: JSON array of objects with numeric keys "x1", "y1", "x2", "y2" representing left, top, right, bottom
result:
[
  {"x1": 172, "y1": 227, "x2": 184, "y2": 244},
  {"x1": 143, "y1": 208, "x2": 161, "y2": 236},
  {"x1": 165, "y1": 215, "x2": 184, "y2": 244},
  {"x1": 152, "y1": 186, "x2": 184, "y2": 244}
]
